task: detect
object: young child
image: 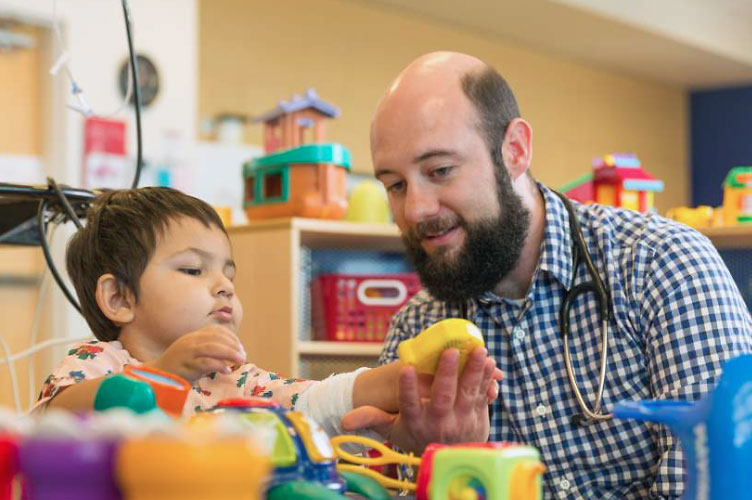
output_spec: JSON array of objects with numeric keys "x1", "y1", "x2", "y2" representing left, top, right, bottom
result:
[{"x1": 33, "y1": 187, "x2": 415, "y2": 435}]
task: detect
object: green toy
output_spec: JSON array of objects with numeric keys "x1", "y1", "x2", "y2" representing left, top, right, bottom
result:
[{"x1": 93, "y1": 374, "x2": 158, "y2": 414}]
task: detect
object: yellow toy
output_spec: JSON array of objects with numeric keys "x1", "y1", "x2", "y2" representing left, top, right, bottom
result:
[
  {"x1": 665, "y1": 206, "x2": 715, "y2": 229},
  {"x1": 398, "y1": 318, "x2": 485, "y2": 375}
]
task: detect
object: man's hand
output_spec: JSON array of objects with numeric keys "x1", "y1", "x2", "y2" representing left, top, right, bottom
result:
[
  {"x1": 341, "y1": 347, "x2": 501, "y2": 453},
  {"x1": 148, "y1": 325, "x2": 246, "y2": 383}
]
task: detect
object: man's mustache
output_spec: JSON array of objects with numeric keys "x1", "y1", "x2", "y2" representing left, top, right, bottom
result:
[{"x1": 407, "y1": 214, "x2": 464, "y2": 242}]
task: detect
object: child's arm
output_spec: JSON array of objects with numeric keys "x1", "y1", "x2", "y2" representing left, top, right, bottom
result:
[{"x1": 46, "y1": 377, "x2": 106, "y2": 412}]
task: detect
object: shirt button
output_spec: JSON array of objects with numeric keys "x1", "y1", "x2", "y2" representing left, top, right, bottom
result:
[
  {"x1": 560, "y1": 479, "x2": 571, "y2": 490},
  {"x1": 513, "y1": 327, "x2": 525, "y2": 341},
  {"x1": 535, "y1": 404, "x2": 548, "y2": 416}
]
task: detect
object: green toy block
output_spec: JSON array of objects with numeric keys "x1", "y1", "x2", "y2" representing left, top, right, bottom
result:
[{"x1": 429, "y1": 446, "x2": 544, "y2": 500}]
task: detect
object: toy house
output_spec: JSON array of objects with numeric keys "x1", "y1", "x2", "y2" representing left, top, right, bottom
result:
[
  {"x1": 243, "y1": 89, "x2": 350, "y2": 220},
  {"x1": 561, "y1": 153, "x2": 663, "y2": 213},
  {"x1": 722, "y1": 166, "x2": 752, "y2": 225}
]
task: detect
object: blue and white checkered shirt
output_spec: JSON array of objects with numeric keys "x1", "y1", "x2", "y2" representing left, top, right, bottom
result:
[{"x1": 378, "y1": 184, "x2": 752, "y2": 499}]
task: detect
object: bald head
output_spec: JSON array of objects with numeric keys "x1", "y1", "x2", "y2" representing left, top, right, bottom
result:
[
  {"x1": 385, "y1": 52, "x2": 486, "y2": 99},
  {"x1": 371, "y1": 51, "x2": 521, "y2": 174}
]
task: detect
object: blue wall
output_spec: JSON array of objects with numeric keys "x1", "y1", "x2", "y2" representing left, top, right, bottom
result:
[{"x1": 690, "y1": 85, "x2": 752, "y2": 207}]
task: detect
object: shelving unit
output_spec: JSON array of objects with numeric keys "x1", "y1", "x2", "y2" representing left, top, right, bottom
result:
[
  {"x1": 228, "y1": 218, "x2": 403, "y2": 378},
  {"x1": 699, "y1": 226, "x2": 752, "y2": 249}
]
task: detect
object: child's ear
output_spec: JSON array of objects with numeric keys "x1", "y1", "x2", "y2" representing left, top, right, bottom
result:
[{"x1": 95, "y1": 274, "x2": 135, "y2": 325}]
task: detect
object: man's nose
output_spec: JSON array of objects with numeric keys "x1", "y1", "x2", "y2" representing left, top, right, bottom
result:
[{"x1": 404, "y1": 184, "x2": 439, "y2": 224}]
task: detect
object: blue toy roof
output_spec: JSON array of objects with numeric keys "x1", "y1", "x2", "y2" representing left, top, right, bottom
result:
[{"x1": 254, "y1": 88, "x2": 339, "y2": 123}]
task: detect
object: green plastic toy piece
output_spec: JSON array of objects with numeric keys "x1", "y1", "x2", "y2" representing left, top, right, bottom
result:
[
  {"x1": 242, "y1": 412, "x2": 297, "y2": 467},
  {"x1": 723, "y1": 166, "x2": 752, "y2": 188},
  {"x1": 339, "y1": 471, "x2": 391, "y2": 500},
  {"x1": 245, "y1": 143, "x2": 352, "y2": 173},
  {"x1": 93, "y1": 374, "x2": 157, "y2": 414},
  {"x1": 266, "y1": 481, "x2": 348, "y2": 500}
]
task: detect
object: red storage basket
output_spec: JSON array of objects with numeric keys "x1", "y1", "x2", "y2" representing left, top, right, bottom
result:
[{"x1": 311, "y1": 273, "x2": 421, "y2": 342}]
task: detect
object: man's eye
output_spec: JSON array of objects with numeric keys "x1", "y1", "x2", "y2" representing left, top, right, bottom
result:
[
  {"x1": 179, "y1": 268, "x2": 202, "y2": 276},
  {"x1": 432, "y1": 166, "x2": 453, "y2": 178},
  {"x1": 386, "y1": 181, "x2": 405, "y2": 193}
]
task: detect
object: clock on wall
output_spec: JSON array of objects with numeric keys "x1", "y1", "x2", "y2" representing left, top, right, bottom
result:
[{"x1": 118, "y1": 54, "x2": 160, "y2": 107}]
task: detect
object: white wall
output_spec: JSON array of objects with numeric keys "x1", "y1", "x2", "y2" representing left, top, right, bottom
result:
[{"x1": 0, "y1": 0, "x2": 197, "y2": 347}]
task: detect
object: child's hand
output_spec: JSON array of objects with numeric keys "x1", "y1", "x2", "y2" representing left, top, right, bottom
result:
[
  {"x1": 148, "y1": 325, "x2": 246, "y2": 383},
  {"x1": 342, "y1": 347, "x2": 501, "y2": 453}
]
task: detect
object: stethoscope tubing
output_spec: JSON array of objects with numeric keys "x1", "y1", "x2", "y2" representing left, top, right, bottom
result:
[{"x1": 555, "y1": 191, "x2": 613, "y2": 423}]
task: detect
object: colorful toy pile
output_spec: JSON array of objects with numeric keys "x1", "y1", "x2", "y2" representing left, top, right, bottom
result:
[
  {"x1": 664, "y1": 166, "x2": 752, "y2": 228},
  {"x1": 0, "y1": 408, "x2": 271, "y2": 500}
]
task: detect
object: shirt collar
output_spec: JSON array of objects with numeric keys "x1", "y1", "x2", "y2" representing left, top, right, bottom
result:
[{"x1": 538, "y1": 183, "x2": 575, "y2": 290}]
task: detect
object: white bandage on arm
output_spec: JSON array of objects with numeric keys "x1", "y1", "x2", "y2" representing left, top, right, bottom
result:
[{"x1": 293, "y1": 367, "x2": 370, "y2": 437}]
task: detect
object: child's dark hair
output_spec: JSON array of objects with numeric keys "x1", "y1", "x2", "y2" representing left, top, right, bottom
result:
[{"x1": 66, "y1": 187, "x2": 226, "y2": 341}]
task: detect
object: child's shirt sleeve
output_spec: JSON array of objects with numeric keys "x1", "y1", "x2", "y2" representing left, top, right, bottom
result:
[
  {"x1": 33, "y1": 340, "x2": 132, "y2": 413},
  {"x1": 231, "y1": 364, "x2": 315, "y2": 409}
]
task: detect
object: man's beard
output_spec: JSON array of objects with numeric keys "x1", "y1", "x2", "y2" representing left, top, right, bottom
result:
[{"x1": 402, "y1": 166, "x2": 530, "y2": 302}]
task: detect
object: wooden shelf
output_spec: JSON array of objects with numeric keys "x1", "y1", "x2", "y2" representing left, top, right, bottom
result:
[
  {"x1": 229, "y1": 217, "x2": 404, "y2": 377},
  {"x1": 699, "y1": 226, "x2": 752, "y2": 249},
  {"x1": 229, "y1": 218, "x2": 403, "y2": 251},
  {"x1": 298, "y1": 341, "x2": 383, "y2": 357}
]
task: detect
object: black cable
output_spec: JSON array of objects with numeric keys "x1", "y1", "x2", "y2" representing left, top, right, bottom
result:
[
  {"x1": 37, "y1": 198, "x2": 82, "y2": 314},
  {"x1": 48, "y1": 177, "x2": 83, "y2": 229},
  {"x1": 121, "y1": 0, "x2": 143, "y2": 189}
]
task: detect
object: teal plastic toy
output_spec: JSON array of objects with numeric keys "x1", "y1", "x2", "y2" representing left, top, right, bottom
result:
[
  {"x1": 93, "y1": 374, "x2": 157, "y2": 414},
  {"x1": 613, "y1": 354, "x2": 752, "y2": 500}
]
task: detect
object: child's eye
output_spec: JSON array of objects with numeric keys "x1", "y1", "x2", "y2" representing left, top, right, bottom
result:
[{"x1": 179, "y1": 267, "x2": 202, "y2": 276}]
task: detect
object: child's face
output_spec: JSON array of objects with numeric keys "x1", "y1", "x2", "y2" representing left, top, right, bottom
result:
[{"x1": 128, "y1": 216, "x2": 243, "y2": 350}]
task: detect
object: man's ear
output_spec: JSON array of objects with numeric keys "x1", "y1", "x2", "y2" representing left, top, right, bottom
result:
[
  {"x1": 95, "y1": 273, "x2": 135, "y2": 325},
  {"x1": 501, "y1": 117, "x2": 533, "y2": 181}
]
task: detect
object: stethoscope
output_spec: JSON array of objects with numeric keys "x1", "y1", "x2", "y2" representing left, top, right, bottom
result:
[{"x1": 460, "y1": 190, "x2": 613, "y2": 426}]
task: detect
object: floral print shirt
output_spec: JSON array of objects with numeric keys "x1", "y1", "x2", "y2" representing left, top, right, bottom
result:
[{"x1": 34, "y1": 340, "x2": 315, "y2": 415}]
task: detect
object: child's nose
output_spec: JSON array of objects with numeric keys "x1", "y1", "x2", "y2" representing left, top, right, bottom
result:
[{"x1": 213, "y1": 274, "x2": 235, "y2": 297}]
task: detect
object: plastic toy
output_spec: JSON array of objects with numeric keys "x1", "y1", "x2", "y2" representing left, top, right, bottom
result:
[
  {"x1": 561, "y1": 153, "x2": 664, "y2": 213},
  {"x1": 94, "y1": 364, "x2": 190, "y2": 418},
  {"x1": 0, "y1": 433, "x2": 18, "y2": 500},
  {"x1": 613, "y1": 353, "x2": 752, "y2": 500},
  {"x1": 345, "y1": 180, "x2": 391, "y2": 224},
  {"x1": 331, "y1": 435, "x2": 545, "y2": 500},
  {"x1": 398, "y1": 318, "x2": 485, "y2": 375},
  {"x1": 722, "y1": 166, "x2": 752, "y2": 225},
  {"x1": 117, "y1": 434, "x2": 269, "y2": 500},
  {"x1": 20, "y1": 434, "x2": 121, "y2": 500},
  {"x1": 244, "y1": 89, "x2": 351, "y2": 220},
  {"x1": 206, "y1": 398, "x2": 389, "y2": 500},
  {"x1": 665, "y1": 206, "x2": 716, "y2": 229}
]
